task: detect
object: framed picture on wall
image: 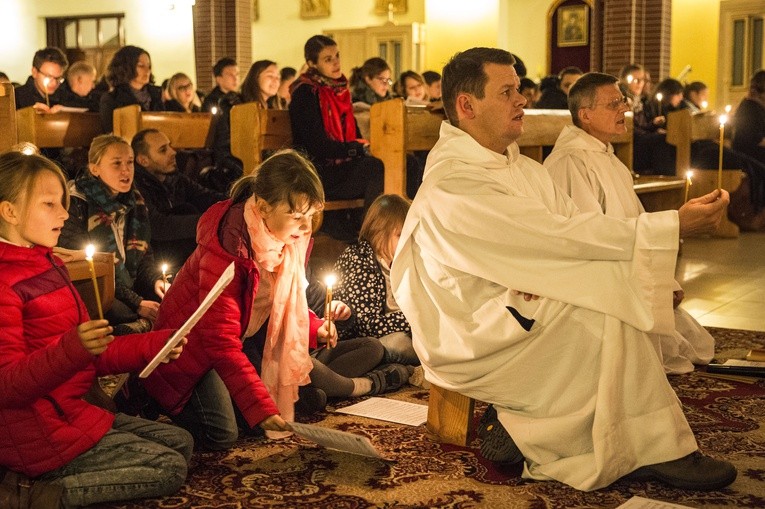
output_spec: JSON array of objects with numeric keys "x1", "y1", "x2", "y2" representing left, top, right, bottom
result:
[
  {"x1": 557, "y1": 5, "x2": 588, "y2": 47},
  {"x1": 300, "y1": 0, "x2": 330, "y2": 19},
  {"x1": 375, "y1": 0, "x2": 407, "y2": 15}
]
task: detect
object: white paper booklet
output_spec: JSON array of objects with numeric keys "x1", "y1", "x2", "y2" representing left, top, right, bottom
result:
[
  {"x1": 617, "y1": 496, "x2": 693, "y2": 508},
  {"x1": 335, "y1": 397, "x2": 428, "y2": 426},
  {"x1": 139, "y1": 262, "x2": 235, "y2": 378},
  {"x1": 290, "y1": 422, "x2": 387, "y2": 460}
]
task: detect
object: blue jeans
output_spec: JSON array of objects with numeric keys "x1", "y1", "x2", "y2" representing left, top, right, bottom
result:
[
  {"x1": 379, "y1": 331, "x2": 420, "y2": 365},
  {"x1": 39, "y1": 412, "x2": 192, "y2": 508},
  {"x1": 169, "y1": 369, "x2": 240, "y2": 450}
]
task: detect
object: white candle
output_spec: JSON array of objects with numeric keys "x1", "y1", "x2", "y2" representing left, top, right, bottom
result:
[
  {"x1": 718, "y1": 115, "x2": 728, "y2": 190},
  {"x1": 85, "y1": 244, "x2": 104, "y2": 320},
  {"x1": 42, "y1": 77, "x2": 50, "y2": 107},
  {"x1": 656, "y1": 93, "x2": 663, "y2": 117},
  {"x1": 324, "y1": 274, "x2": 336, "y2": 348},
  {"x1": 161, "y1": 263, "x2": 169, "y2": 293},
  {"x1": 684, "y1": 170, "x2": 693, "y2": 203}
]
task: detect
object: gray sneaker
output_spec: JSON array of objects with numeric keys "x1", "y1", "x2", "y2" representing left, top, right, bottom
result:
[{"x1": 626, "y1": 451, "x2": 737, "y2": 490}]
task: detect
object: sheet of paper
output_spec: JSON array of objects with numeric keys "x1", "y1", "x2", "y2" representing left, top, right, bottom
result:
[
  {"x1": 139, "y1": 262, "x2": 235, "y2": 378},
  {"x1": 290, "y1": 422, "x2": 386, "y2": 459},
  {"x1": 57, "y1": 106, "x2": 89, "y2": 113},
  {"x1": 616, "y1": 496, "x2": 693, "y2": 509},
  {"x1": 722, "y1": 359, "x2": 765, "y2": 368},
  {"x1": 335, "y1": 397, "x2": 427, "y2": 426}
]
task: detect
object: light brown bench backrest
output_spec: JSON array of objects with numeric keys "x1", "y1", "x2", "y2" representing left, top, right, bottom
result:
[
  {"x1": 66, "y1": 252, "x2": 116, "y2": 318},
  {"x1": 16, "y1": 107, "x2": 102, "y2": 149},
  {"x1": 230, "y1": 103, "x2": 292, "y2": 175},
  {"x1": 112, "y1": 105, "x2": 213, "y2": 148},
  {"x1": 666, "y1": 109, "x2": 720, "y2": 177},
  {"x1": 0, "y1": 83, "x2": 18, "y2": 153}
]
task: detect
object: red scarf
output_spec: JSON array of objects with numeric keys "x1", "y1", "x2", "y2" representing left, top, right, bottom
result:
[{"x1": 293, "y1": 68, "x2": 357, "y2": 143}]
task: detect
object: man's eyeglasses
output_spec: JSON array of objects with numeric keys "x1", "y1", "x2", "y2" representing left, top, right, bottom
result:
[
  {"x1": 36, "y1": 68, "x2": 65, "y2": 85},
  {"x1": 586, "y1": 96, "x2": 629, "y2": 111},
  {"x1": 374, "y1": 76, "x2": 393, "y2": 86}
]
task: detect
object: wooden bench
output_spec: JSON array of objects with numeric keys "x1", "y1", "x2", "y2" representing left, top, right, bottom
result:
[
  {"x1": 112, "y1": 105, "x2": 213, "y2": 148},
  {"x1": 666, "y1": 109, "x2": 744, "y2": 237},
  {"x1": 0, "y1": 83, "x2": 17, "y2": 152},
  {"x1": 230, "y1": 103, "x2": 365, "y2": 212},
  {"x1": 16, "y1": 107, "x2": 102, "y2": 150}
]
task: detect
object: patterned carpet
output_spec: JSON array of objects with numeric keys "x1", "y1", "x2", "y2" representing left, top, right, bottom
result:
[{"x1": 102, "y1": 327, "x2": 765, "y2": 509}]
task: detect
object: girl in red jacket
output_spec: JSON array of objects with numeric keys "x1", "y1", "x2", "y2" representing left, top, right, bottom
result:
[
  {"x1": 0, "y1": 151, "x2": 192, "y2": 507},
  {"x1": 144, "y1": 149, "x2": 335, "y2": 445}
]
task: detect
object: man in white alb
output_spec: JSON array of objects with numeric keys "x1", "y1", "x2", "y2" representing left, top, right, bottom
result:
[
  {"x1": 391, "y1": 48, "x2": 736, "y2": 491},
  {"x1": 544, "y1": 72, "x2": 715, "y2": 375}
]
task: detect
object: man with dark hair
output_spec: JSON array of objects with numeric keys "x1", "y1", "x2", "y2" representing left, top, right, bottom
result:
[
  {"x1": 202, "y1": 57, "x2": 240, "y2": 112},
  {"x1": 132, "y1": 129, "x2": 226, "y2": 269},
  {"x1": 535, "y1": 65, "x2": 582, "y2": 109},
  {"x1": 15, "y1": 47, "x2": 69, "y2": 111},
  {"x1": 545, "y1": 71, "x2": 716, "y2": 374},
  {"x1": 422, "y1": 70, "x2": 442, "y2": 102},
  {"x1": 392, "y1": 47, "x2": 734, "y2": 492}
]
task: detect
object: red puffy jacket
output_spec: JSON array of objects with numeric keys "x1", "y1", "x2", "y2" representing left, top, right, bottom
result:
[
  {"x1": 0, "y1": 242, "x2": 170, "y2": 477},
  {"x1": 144, "y1": 200, "x2": 321, "y2": 427}
]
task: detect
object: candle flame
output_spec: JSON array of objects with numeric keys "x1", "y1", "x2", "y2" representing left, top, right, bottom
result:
[
  {"x1": 324, "y1": 274, "x2": 336, "y2": 288},
  {"x1": 211, "y1": 106, "x2": 218, "y2": 115},
  {"x1": 719, "y1": 114, "x2": 728, "y2": 126},
  {"x1": 627, "y1": 74, "x2": 634, "y2": 84},
  {"x1": 43, "y1": 77, "x2": 50, "y2": 87},
  {"x1": 656, "y1": 93, "x2": 663, "y2": 102},
  {"x1": 161, "y1": 263, "x2": 168, "y2": 274},
  {"x1": 85, "y1": 244, "x2": 95, "y2": 260},
  {"x1": 725, "y1": 104, "x2": 732, "y2": 114},
  {"x1": 701, "y1": 100, "x2": 708, "y2": 110},
  {"x1": 685, "y1": 170, "x2": 693, "y2": 183}
]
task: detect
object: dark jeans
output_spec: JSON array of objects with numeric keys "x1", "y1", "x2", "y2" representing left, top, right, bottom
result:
[{"x1": 39, "y1": 413, "x2": 192, "y2": 508}]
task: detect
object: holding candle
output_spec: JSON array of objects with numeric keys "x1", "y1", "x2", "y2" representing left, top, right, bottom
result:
[
  {"x1": 656, "y1": 92, "x2": 663, "y2": 117},
  {"x1": 324, "y1": 274, "x2": 336, "y2": 348},
  {"x1": 684, "y1": 170, "x2": 693, "y2": 203},
  {"x1": 42, "y1": 77, "x2": 50, "y2": 107},
  {"x1": 718, "y1": 114, "x2": 728, "y2": 190},
  {"x1": 161, "y1": 263, "x2": 169, "y2": 293},
  {"x1": 85, "y1": 244, "x2": 104, "y2": 320}
]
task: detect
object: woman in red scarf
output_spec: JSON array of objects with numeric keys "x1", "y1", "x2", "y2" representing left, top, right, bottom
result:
[{"x1": 289, "y1": 35, "x2": 384, "y2": 241}]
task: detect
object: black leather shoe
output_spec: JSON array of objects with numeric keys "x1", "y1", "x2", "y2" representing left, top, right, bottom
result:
[
  {"x1": 626, "y1": 450, "x2": 737, "y2": 490},
  {"x1": 477, "y1": 405, "x2": 524, "y2": 464}
]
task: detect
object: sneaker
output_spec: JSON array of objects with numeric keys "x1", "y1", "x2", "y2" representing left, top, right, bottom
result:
[
  {"x1": 295, "y1": 386, "x2": 327, "y2": 416},
  {"x1": 477, "y1": 405, "x2": 524, "y2": 464},
  {"x1": 625, "y1": 450, "x2": 737, "y2": 490},
  {"x1": 366, "y1": 364, "x2": 410, "y2": 395}
]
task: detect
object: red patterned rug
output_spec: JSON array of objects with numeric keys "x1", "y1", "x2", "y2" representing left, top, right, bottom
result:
[{"x1": 102, "y1": 327, "x2": 765, "y2": 509}]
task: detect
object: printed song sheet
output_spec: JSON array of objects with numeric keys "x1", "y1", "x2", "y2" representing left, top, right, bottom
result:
[
  {"x1": 335, "y1": 397, "x2": 428, "y2": 426},
  {"x1": 617, "y1": 496, "x2": 693, "y2": 508},
  {"x1": 139, "y1": 262, "x2": 235, "y2": 378},
  {"x1": 289, "y1": 422, "x2": 388, "y2": 459}
]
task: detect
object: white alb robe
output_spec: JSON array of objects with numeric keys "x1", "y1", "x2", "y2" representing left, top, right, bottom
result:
[
  {"x1": 391, "y1": 122, "x2": 697, "y2": 491},
  {"x1": 545, "y1": 125, "x2": 715, "y2": 374}
]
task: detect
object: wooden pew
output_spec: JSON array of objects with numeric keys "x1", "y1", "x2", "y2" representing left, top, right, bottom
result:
[
  {"x1": 16, "y1": 107, "x2": 102, "y2": 150},
  {"x1": 64, "y1": 252, "x2": 116, "y2": 320},
  {"x1": 0, "y1": 83, "x2": 17, "y2": 152},
  {"x1": 230, "y1": 103, "x2": 364, "y2": 212},
  {"x1": 112, "y1": 105, "x2": 213, "y2": 147},
  {"x1": 666, "y1": 109, "x2": 744, "y2": 237}
]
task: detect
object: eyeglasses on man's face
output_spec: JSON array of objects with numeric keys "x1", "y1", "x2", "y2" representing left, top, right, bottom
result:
[
  {"x1": 36, "y1": 68, "x2": 65, "y2": 84},
  {"x1": 586, "y1": 96, "x2": 629, "y2": 111},
  {"x1": 374, "y1": 75, "x2": 393, "y2": 86}
]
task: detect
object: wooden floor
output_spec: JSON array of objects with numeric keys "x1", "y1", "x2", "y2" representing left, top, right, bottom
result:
[{"x1": 677, "y1": 232, "x2": 765, "y2": 331}]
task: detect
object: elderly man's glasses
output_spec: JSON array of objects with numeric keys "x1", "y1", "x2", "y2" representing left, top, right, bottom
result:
[
  {"x1": 36, "y1": 68, "x2": 65, "y2": 84},
  {"x1": 586, "y1": 96, "x2": 629, "y2": 110}
]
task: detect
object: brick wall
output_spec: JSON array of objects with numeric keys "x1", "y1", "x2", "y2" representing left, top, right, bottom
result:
[
  {"x1": 601, "y1": 0, "x2": 670, "y2": 81},
  {"x1": 192, "y1": 0, "x2": 252, "y2": 93}
]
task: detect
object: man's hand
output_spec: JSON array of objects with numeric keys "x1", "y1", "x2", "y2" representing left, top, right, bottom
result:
[
  {"x1": 511, "y1": 290, "x2": 540, "y2": 301},
  {"x1": 677, "y1": 189, "x2": 730, "y2": 237}
]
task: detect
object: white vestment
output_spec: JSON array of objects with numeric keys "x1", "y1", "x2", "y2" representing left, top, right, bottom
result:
[
  {"x1": 545, "y1": 125, "x2": 715, "y2": 374},
  {"x1": 391, "y1": 122, "x2": 697, "y2": 491}
]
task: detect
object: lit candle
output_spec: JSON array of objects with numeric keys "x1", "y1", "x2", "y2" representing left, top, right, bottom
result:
[
  {"x1": 718, "y1": 114, "x2": 728, "y2": 190},
  {"x1": 684, "y1": 170, "x2": 693, "y2": 203},
  {"x1": 161, "y1": 263, "x2": 169, "y2": 293},
  {"x1": 85, "y1": 245, "x2": 104, "y2": 320},
  {"x1": 656, "y1": 93, "x2": 663, "y2": 117},
  {"x1": 725, "y1": 104, "x2": 732, "y2": 114},
  {"x1": 627, "y1": 74, "x2": 634, "y2": 85},
  {"x1": 324, "y1": 274, "x2": 336, "y2": 348},
  {"x1": 210, "y1": 106, "x2": 218, "y2": 115},
  {"x1": 42, "y1": 77, "x2": 50, "y2": 107},
  {"x1": 701, "y1": 100, "x2": 708, "y2": 111}
]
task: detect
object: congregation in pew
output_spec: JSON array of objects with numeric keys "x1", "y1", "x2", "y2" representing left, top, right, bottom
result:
[{"x1": 2, "y1": 7, "x2": 765, "y2": 505}]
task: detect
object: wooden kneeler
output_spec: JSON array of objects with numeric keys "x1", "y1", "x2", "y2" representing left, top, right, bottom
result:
[{"x1": 426, "y1": 384, "x2": 476, "y2": 446}]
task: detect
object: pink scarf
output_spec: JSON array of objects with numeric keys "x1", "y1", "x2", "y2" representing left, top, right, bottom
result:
[{"x1": 243, "y1": 197, "x2": 312, "y2": 434}]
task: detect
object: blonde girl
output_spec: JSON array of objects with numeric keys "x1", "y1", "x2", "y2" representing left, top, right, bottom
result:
[
  {"x1": 59, "y1": 134, "x2": 164, "y2": 335},
  {"x1": 165, "y1": 72, "x2": 202, "y2": 112},
  {"x1": 0, "y1": 151, "x2": 191, "y2": 507}
]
